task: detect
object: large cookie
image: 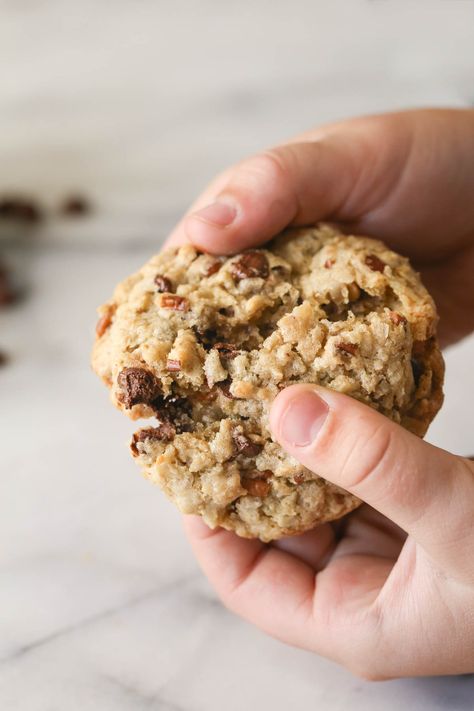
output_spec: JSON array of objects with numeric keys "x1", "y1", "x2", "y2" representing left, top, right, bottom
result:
[{"x1": 92, "y1": 224, "x2": 444, "y2": 541}]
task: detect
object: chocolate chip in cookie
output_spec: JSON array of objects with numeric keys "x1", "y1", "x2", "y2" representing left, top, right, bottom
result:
[
  {"x1": 117, "y1": 367, "x2": 161, "y2": 408},
  {"x1": 231, "y1": 251, "x2": 269, "y2": 280},
  {"x1": 154, "y1": 274, "x2": 173, "y2": 293}
]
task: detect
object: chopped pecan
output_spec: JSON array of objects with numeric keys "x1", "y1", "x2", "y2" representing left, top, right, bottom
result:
[
  {"x1": 389, "y1": 311, "x2": 407, "y2": 326},
  {"x1": 95, "y1": 304, "x2": 116, "y2": 337},
  {"x1": 324, "y1": 258, "x2": 335, "y2": 269},
  {"x1": 166, "y1": 359, "x2": 181, "y2": 372},
  {"x1": 117, "y1": 367, "x2": 161, "y2": 409},
  {"x1": 365, "y1": 254, "x2": 386, "y2": 273},
  {"x1": 154, "y1": 274, "x2": 173, "y2": 293},
  {"x1": 213, "y1": 342, "x2": 239, "y2": 359},
  {"x1": 337, "y1": 342, "x2": 358, "y2": 356},
  {"x1": 233, "y1": 432, "x2": 263, "y2": 457},
  {"x1": 160, "y1": 294, "x2": 189, "y2": 311},
  {"x1": 231, "y1": 251, "x2": 269, "y2": 280},
  {"x1": 205, "y1": 259, "x2": 223, "y2": 276},
  {"x1": 293, "y1": 472, "x2": 305, "y2": 484},
  {"x1": 130, "y1": 424, "x2": 175, "y2": 456}
]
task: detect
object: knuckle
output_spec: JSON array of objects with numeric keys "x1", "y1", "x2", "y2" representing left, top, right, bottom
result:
[
  {"x1": 243, "y1": 149, "x2": 292, "y2": 186},
  {"x1": 340, "y1": 422, "x2": 397, "y2": 494}
]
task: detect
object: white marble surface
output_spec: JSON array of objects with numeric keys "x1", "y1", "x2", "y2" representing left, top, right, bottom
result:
[{"x1": 1, "y1": 2, "x2": 474, "y2": 709}]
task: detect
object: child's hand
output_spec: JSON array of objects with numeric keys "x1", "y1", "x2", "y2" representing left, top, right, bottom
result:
[{"x1": 169, "y1": 109, "x2": 474, "y2": 679}]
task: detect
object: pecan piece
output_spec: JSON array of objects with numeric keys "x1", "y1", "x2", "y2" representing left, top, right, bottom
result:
[
  {"x1": 130, "y1": 424, "x2": 175, "y2": 456},
  {"x1": 117, "y1": 367, "x2": 161, "y2": 409},
  {"x1": 293, "y1": 472, "x2": 305, "y2": 484},
  {"x1": 205, "y1": 259, "x2": 223, "y2": 276},
  {"x1": 160, "y1": 294, "x2": 189, "y2": 311},
  {"x1": 365, "y1": 254, "x2": 386, "y2": 273},
  {"x1": 389, "y1": 311, "x2": 407, "y2": 326},
  {"x1": 95, "y1": 304, "x2": 116, "y2": 337},
  {"x1": 337, "y1": 342, "x2": 358, "y2": 356},
  {"x1": 324, "y1": 258, "x2": 335, "y2": 269},
  {"x1": 231, "y1": 251, "x2": 269, "y2": 280},
  {"x1": 154, "y1": 274, "x2": 173, "y2": 293},
  {"x1": 213, "y1": 342, "x2": 239, "y2": 359},
  {"x1": 166, "y1": 359, "x2": 182, "y2": 372},
  {"x1": 233, "y1": 432, "x2": 263, "y2": 458}
]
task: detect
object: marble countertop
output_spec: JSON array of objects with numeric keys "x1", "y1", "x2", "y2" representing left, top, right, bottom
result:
[{"x1": 1, "y1": 2, "x2": 474, "y2": 709}]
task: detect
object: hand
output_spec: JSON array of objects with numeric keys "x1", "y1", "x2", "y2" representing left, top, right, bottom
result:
[
  {"x1": 167, "y1": 108, "x2": 474, "y2": 347},
  {"x1": 171, "y1": 109, "x2": 474, "y2": 678}
]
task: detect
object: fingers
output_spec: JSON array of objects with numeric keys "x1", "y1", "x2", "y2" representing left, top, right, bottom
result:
[
  {"x1": 182, "y1": 515, "x2": 319, "y2": 649},
  {"x1": 166, "y1": 109, "x2": 474, "y2": 259},
  {"x1": 183, "y1": 515, "x2": 393, "y2": 676},
  {"x1": 272, "y1": 523, "x2": 336, "y2": 570},
  {"x1": 180, "y1": 141, "x2": 361, "y2": 254},
  {"x1": 270, "y1": 385, "x2": 474, "y2": 576}
]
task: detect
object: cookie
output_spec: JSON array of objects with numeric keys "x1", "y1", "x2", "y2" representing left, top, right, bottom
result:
[{"x1": 92, "y1": 224, "x2": 444, "y2": 541}]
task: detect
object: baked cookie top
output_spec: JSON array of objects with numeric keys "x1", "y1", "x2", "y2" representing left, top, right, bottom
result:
[{"x1": 92, "y1": 224, "x2": 444, "y2": 541}]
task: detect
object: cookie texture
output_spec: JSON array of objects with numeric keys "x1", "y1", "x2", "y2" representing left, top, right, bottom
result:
[{"x1": 92, "y1": 224, "x2": 444, "y2": 541}]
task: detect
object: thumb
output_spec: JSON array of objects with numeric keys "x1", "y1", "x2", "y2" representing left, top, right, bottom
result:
[{"x1": 270, "y1": 384, "x2": 474, "y2": 576}]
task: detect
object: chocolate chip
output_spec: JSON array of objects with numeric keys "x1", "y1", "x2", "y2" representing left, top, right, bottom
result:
[
  {"x1": 130, "y1": 424, "x2": 175, "y2": 456},
  {"x1": 241, "y1": 475, "x2": 271, "y2": 497},
  {"x1": 411, "y1": 358, "x2": 424, "y2": 387},
  {"x1": 160, "y1": 294, "x2": 189, "y2": 311},
  {"x1": 117, "y1": 367, "x2": 161, "y2": 409},
  {"x1": 0, "y1": 196, "x2": 42, "y2": 223},
  {"x1": 365, "y1": 254, "x2": 386, "y2": 273},
  {"x1": 154, "y1": 274, "x2": 173, "y2": 293},
  {"x1": 60, "y1": 195, "x2": 90, "y2": 216},
  {"x1": 217, "y1": 378, "x2": 234, "y2": 399},
  {"x1": 231, "y1": 251, "x2": 269, "y2": 280},
  {"x1": 213, "y1": 342, "x2": 239, "y2": 359},
  {"x1": 233, "y1": 432, "x2": 263, "y2": 457},
  {"x1": 166, "y1": 359, "x2": 181, "y2": 372},
  {"x1": 389, "y1": 311, "x2": 407, "y2": 326},
  {"x1": 151, "y1": 394, "x2": 192, "y2": 433},
  {"x1": 337, "y1": 342, "x2": 358, "y2": 356},
  {"x1": 347, "y1": 282, "x2": 361, "y2": 301},
  {"x1": 218, "y1": 306, "x2": 235, "y2": 317}
]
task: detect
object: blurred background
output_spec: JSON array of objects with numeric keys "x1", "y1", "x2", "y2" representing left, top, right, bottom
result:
[{"x1": 1, "y1": 2, "x2": 473, "y2": 709}]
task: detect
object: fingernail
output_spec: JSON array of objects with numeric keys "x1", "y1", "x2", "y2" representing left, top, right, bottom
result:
[
  {"x1": 190, "y1": 200, "x2": 237, "y2": 228},
  {"x1": 278, "y1": 390, "x2": 329, "y2": 447}
]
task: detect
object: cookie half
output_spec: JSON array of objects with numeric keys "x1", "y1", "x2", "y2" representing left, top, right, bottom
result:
[{"x1": 92, "y1": 224, "x2": 444, "y2": 541}]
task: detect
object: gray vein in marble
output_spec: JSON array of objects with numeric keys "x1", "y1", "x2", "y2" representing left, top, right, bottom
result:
[
  {"x1": 0, "y1": 573, "x2": 198, "y2": 666},
  {"x1": 101, "y1": 674, "x2": 189, "y2": 711}
]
